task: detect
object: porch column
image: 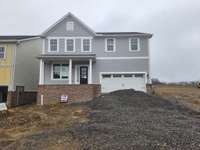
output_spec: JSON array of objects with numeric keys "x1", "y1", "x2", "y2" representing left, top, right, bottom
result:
[
  {"x1": 89, "y1": 59, "x2": 92, "y2": 84},
  {"x1": 69, "y1": 59, "x2": 72, "y2": 84},
  {"x1": 39, "y1": 59, "x2": 44, "y2": 85}
]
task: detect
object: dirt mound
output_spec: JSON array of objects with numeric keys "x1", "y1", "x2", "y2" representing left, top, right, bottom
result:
[{"x1": 70, "y1": 90, "x2": 200, "y2": 150}]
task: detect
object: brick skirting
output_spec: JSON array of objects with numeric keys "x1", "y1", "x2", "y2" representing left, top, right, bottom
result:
[
  {"x1": 7, "y1": 91, "x2": 37, "y2": 107},
  {"x1": 37, "y1": 84, "x2": 101, "y2": 105}
]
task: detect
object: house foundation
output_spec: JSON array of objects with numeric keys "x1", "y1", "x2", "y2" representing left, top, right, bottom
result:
[{"x1": 37, "y1": 84, "x2": 101, "y2": 105}]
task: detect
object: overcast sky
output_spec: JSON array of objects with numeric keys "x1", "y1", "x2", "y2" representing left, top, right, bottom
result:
[{"x1": 0, "y1": 0, "x2": 200, "y2": 82}]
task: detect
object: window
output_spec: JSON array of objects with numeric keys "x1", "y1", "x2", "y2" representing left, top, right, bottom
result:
[
  {"x1": 129, "y1": 38, "x2": 140, "y2": 51},
  {"x1": 105, "y1": 38, "x2": 115, "y2": 52},
  {"x1": 66, "y1": 22, "x2": 74, "y2": 31},
  {"x1": 124, "y1": 74, "x2": 133, "y2": 78},
  {"x1": 52, "y1": 64, "x2": 69, "y2": 79},
  {"x1": 49, "y1": 39, "x2": 58, "y2": 52},
  {"x1": 135, "y1": 74, "x2": 144, "y2": 78},
  {"x1": 0, "y1": 46, "x2": 6, "y2": 59},
  {"x1": 113, "y1": 74, "x2": 122, "y2": 78},
  {"x1": 102, "y1": 74, "x2": 111, "y2": 78},
  {"x1": 66, "y1": 39, "x2": 75, "y2": 52},
  {"x1": 82, "y1": 39, "x2": 91, "y2": 52}
]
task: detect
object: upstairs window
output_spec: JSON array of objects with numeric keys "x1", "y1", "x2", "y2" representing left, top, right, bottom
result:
[
  {"x1": 52, "y1": 64, "x2": 69, "y2": 79},
  {"x1": 82, "y1": 39, "x2": 91, "y2": 52},
  {"x1": 0, "y1": 46, "x2": 6, "y2": 59},
  {"x1": 49, "y1": 39, "x2": 58, "y2": 52},
  {"x1": 66, "y1": 39, "x2": 75, "y2": 52},
  {"x1": 105, "y1": 38, "x2": 116, "y2": 52},
  {"x1": 66, "y1": 22, "x2": 74, "y2": 31},
  {"x1": 129, "y1": 38, "x2": 140, "y2": 51}
]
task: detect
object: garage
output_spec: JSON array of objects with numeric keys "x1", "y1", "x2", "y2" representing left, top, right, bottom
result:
[{"x1": 100, "y1": 73, "x2": 147, "y2": 93}]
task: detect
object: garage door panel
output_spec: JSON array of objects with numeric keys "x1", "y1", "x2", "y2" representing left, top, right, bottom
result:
[{"x1": 101, "y1": 73, "x2": 146, "y2": 93}]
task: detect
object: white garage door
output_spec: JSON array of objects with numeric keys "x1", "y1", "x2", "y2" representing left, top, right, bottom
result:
[{"x1": 101, "y1": 73, "x2": 146, "y2": 93}]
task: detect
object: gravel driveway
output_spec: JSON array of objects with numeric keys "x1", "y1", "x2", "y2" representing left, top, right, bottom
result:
[{"x1": 70, "y1": 90, "x2": 200, "y2": 150}]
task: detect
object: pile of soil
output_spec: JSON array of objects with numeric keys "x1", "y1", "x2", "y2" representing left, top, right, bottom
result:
[
  {"x1": 2, "y1": 89, "x2": 200, "y2": 150},
  {"x1": 70, "y1": 89, "x2": 200, "y2": 150}
]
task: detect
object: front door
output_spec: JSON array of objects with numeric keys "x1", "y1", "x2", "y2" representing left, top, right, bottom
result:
[{"x1": 80, "y1": 66, "x2": 88, "y2": 84}]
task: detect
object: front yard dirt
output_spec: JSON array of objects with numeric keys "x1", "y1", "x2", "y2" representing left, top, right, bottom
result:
[{"x1": 0, "y1": 89, "x2": 200, "y2": 149}]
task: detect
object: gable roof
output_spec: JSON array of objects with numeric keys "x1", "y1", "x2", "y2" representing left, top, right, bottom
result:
[
  {"x1": 41, "y1": 12, "x2": 96, "y2": 36},
  {"x1": 96, "y1": 32, "x2": 153, "y2": 38}
]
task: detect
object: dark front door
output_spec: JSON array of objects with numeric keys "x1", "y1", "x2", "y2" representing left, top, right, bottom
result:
[{"x1": 80, "y1": 66, "x2": 88, "y2": 84}]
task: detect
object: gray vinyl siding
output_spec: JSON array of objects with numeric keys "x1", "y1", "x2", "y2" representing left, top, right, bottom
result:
[
  {"x1": 14, "y1": 38, "x2": 42, "y2": 91},
  {"x1": 44, "y1": 15, "x2": 93, "y2": 37},
  {"x1": 43, "y1": 59, "x2": 149, "y2": 84},
  {"x1": 44, "y1": 36, "x2": 149, "y2": 57},
  {"x1": 92, "y1": 59, "x2": 149, "y2": 84}
]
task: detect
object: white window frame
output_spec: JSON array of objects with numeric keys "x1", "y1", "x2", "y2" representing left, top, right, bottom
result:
[
  {"x1": 129, "y1": 38, "x2": 140, "y2": 52},
  {"x1": 0, "y1": 46, "x2": 6, "y2": 59},
  {"x1": 66, "y1": 21, "x2": 74, "y2": 31},
  {"x1": 48, "y1": 38, "x2": 59, "y2": 52},
  {"x1": 105, "y1": 38, "x2": 116, "y2": 52},
  {"x1": 51, "y1": 64, "x2": 69, "y2": 80},
  {"x1": 81, "y1": 38, "x2": 92, "y2": 52},
  {"x1": 65, "y1": 38, "x2": 75, "y2": 52}
]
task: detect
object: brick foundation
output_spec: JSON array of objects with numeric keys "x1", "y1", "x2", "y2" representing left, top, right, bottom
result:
[
  {"x1": 7, "y1": 91, "x2": 37, "y2": 107},
  {"x1": 37, "y1": 84, "x2": 101, "y2": 105}
]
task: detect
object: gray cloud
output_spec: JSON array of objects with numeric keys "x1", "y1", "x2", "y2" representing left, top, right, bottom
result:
[{"x1": 0, "y1": 0, "x2": 199, "y2": 82}]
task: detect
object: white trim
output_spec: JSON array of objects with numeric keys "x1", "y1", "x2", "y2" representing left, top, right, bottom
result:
[
  {"x1": 129, "y1": 38, "x2": 140, "y2": 52},
  {"x1": 47, "y1": 36, "x2": 93, "y2": 39},
  {"x1": 69, "y1": 59, "x2": 72, "y2": 84},
  {"x1": 99, "y1": 72, "x2": 148, "y2": 85},
  {"x1": 89, "y1": 59, "x2": 92, "y2": 84},
  {"x1": 105, "y1": 38, "x2": 116, "y2": 52},
  {"x1": 0, "y1": 45, "x2": 6, "y2": 59},
  {"x1": 96, "y1": 57, "x2": 149, "y2": 60},
  {"x1": 48, "y1": 38, "x2": 59, "y2": 53},
  {"x1": 42, "y1": 38, "x2": 45, "y2": 54},
  {"x1": 39, "y1": 60, "x2": 44, "y2": 85},
  {"x1": 66, "y1": 21, "x2": 74, "y2": 31},
  {"x1": 65, "y1": 38, "x2": 76, "y2": 52},
  {"x1": 10, "y1": 44, "x2": 17, "y2": 91},
  {"x1": 18, "y1": 37, "x2": 40, "y2": 42},
  {"x1": 75, "y1": 65, "x2": 78, "y2": 84},
  {"x1": 81, "y1": 38, "x2": 92, "y2": 52},
  {"x1": 51, "y1": 63, "x2": 69, "y2": 81}
]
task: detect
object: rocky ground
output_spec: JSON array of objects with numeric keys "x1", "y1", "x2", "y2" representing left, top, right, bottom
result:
[{"x1": 1, "y1": 89, "x2": 200, "y2": 150}]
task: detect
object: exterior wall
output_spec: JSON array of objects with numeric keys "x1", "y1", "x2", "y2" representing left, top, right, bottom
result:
[
  {"x1": 92, "y1": 59, "x2": 149, "y2": 84},
  {"x1": 14, "y1": 38, "x2": 42, "y2": 91},
  {"x1": 44, "y1": 15, "x2": 93, "y2": 37},
  {"x1": 0, "y1": 43, "x2": 15, "y2": 91},
  {"x1": 43, "y1": 59, "x2": 149, "y2": 85},
  {"x1": 7, "y1": 91, "x2": 37, "y2": 107},
  {"x1": 37, "y1": 84, "x2": 101, "y2": 105}
]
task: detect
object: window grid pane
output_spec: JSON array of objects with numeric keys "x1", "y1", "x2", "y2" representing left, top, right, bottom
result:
[
  {"x1": 67, "y1": 39, "x2": 74, "y2": 51},
  {"x1": 0, "y1": 47, "x2": 5, "y2": 58},
  {"x1": 107, "y1": 39, "x2": 114, "y2": 51},
  {"x1": 83, "y1": 39, "x2": 90, "y2": 51},
  {"x1": 130, "y1": 38, "x2": 138, "y2": 51},
  {"x1": 50, "y1": 39, "x2": 57, "y2": 51},
  {"x1": 61, "y1": 64, "x2": 69, "y2": 79},
  {"x1": 53, "y1": 64, "x2": 60, "y2": 79}
]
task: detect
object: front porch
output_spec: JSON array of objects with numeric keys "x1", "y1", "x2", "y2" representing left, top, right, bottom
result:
[{"x1": 37, "y1": 54, "x2": 101, "y2": 105}]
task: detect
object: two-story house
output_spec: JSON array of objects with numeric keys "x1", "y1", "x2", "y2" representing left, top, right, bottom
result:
[
  {"x1": 37, "y1": 12, "x2": 153, "y2": 105},
  {"x1": 0, "y1": 36, "x2": 41, "y2": 106}
]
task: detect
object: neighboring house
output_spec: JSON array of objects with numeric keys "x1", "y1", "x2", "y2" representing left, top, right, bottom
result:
[
  {"x1": 37, "y1": 12, "x2": 153, "y2": 105},
  {"x1": 0, "y1": 36, "x2": 41, "y2": 106}
]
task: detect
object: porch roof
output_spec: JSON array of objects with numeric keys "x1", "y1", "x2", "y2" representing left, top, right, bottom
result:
[{"x1": 37, "y1": 54, "x2": 96, "y2": 61}]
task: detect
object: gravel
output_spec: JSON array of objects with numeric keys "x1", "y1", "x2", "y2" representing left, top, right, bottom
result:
[{"x1": 70, "y1": 89, "x2": 200, "y2": 150}]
